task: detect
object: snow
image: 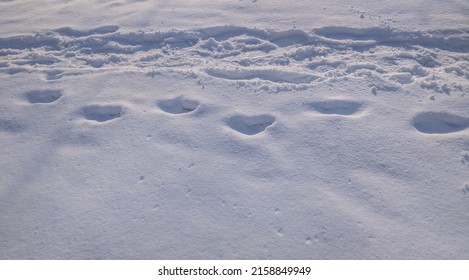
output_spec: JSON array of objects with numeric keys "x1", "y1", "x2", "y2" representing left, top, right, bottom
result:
[{"x1": 0, "y1": 0, "x2": 468, "y2": 259}]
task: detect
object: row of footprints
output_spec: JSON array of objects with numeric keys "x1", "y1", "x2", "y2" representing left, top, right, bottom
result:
[{"x1": 21, "y1": 89, "x2": 469, "y2": 136}]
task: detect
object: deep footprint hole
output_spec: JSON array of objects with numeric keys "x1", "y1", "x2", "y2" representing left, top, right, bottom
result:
[
  {"x1": 227, "y1": 114, "x2": 275, "y2": 135},
  {"x1": 83, "y1": 105, "x2": 122, "y2": 122},
  {"x1": 157, "y1": 96, "x2": 199, "y2": 114},
  {"x1": 25, "y1": 90, "x2": 62, "y2": 104}
]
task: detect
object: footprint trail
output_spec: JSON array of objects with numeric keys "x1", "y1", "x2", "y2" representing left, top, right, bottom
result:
[{"x1": 0, "y1": 25, "x2": 467, "y2": 93}]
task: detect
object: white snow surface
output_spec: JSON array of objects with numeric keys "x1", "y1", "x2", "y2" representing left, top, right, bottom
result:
[{"x1": 1, "y1": 0, "x2": 468, "y2": 259}]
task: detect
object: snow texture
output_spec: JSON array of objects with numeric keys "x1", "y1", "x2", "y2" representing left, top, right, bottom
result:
[{"x1": 0, "y1": 0, "x2": 468, "y2": 259}]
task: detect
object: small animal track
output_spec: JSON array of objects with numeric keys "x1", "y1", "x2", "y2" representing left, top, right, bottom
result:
[
  {"x1": 83, "y1": 105, "x2": 122, "y2": 122},
  {"x1": 157, "y1": 96, "x2": 199, "y2": 114},
  {"x1": 25, "y1": 90, "x2": 62, "y2": 103},
  {"x1": 413, "y1": 112, "x2": 469, "y2": 134},
  {"x1": 308, "y1": 100, "x2": 363, "y2": 116},
  {"x1": 226, "y1": 114, "x2": 275, "y2": 135}
]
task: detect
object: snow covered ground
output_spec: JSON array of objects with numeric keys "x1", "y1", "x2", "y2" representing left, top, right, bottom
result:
[{"x1": 0, "y1": 0, "x2": 468, "y2": 259}]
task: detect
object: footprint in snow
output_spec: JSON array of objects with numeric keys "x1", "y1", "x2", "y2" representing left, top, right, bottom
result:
[
  {"x1": 307, "y1": 99, "x2": 364, "y2": 116},
  {"x1": 0, "y1": 119, "x2": 24, "y2": 133},
  {"x1": 157, "y1": 96, "x2": 199, "y2": 114},
  {"x1": 412, "y1": 112, "x2": 469, "y2": 134},
  {"x1": 83, "y1": 105, "x2": 122, "y2": 122},
  {"x1": 25, "y1": 90, "x2": 62, "y2": 104},
  {"x1": 226, "y1": 114, "x2": 275, "y2": 136}
]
